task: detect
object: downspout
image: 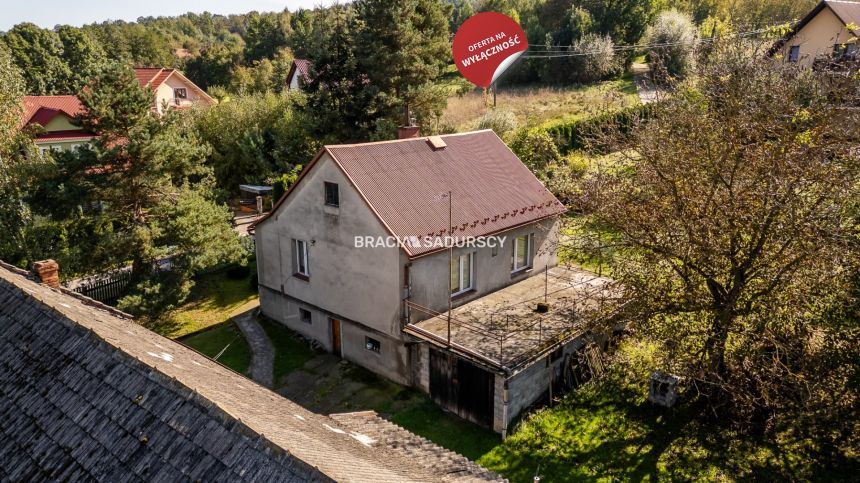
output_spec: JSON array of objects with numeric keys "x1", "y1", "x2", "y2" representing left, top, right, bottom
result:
[
  {"x1": 502, "y1": 379, "x2": 510, "y2": 439},
  {"x1": 402, "y1": 262, "x2": 412, "y2": 326}
]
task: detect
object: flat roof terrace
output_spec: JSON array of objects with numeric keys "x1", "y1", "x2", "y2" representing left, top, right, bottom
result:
[{"x1": 404, "y1": 265, "x2": 616, "y2": 373}]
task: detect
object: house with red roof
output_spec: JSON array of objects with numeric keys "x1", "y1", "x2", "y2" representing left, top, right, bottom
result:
[
  {"x1": 286, "y1": 59, "x2": 312, "y2": 91},
  {"x1": 21, "y1": 68, "x2": 215, "y2": 153},
  {"x1": 20, "y1": 95, "x2": 93, "y2": 154},
  {"x1": 251, "y1": 129, "x2": 616, "y2": 434},
  {"x1": 133, "y1": 67, "x2": 215, "y2": 113}
]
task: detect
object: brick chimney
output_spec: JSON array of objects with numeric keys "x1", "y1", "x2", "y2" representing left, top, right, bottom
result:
[
  {"x1": 33, "y1": 260, "x2": 60, "y2": 288},
  {"x1": 397, "y1": 125, "x2": 420, "y2": 139}
]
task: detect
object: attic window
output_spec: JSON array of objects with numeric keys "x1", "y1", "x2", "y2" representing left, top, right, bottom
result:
[
  {"x1": 324, "y1": 182, "x2": 339, "y2": 207},
  {"x1": 174, "y1": 88, "x2": 188, "y2": 99},
  {"x1": 427, "y1": 136, "x2": 447, "y2": 151}
]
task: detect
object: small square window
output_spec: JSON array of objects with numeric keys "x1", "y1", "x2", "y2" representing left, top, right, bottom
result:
[
  {"x1": 365, "y1": 336, "x2": 380, "y2": 353},
  {"x1": 299, "y1": 308, "x2": 312, "y2": 324},
  {"x1": 174, "y1": 88, "x2": 188, "y2": 99},
  {"x1": 324, "y1": 182, "x2": 339, "y2": 207}
]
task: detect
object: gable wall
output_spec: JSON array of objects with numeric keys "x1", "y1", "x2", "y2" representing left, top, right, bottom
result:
[
  {"x1": 781, "y1": 7, "x2": 855, "y2": 66},
  {"x1": 255, "y1": 152, "x2": 404, "y2": 338}
]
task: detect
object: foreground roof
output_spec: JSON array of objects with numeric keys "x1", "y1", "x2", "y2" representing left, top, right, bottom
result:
[
  {"x1": 0, "y1": 262, "x2": 461, "y2": 482},
  {"x1": 20, "y1": 95, "x2": 86, "y2": 128},
  {"x1": 257, "y1": 130, "x2": 566, "y2": 258}
]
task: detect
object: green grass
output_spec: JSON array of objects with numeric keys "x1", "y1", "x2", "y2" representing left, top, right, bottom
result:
[
  {"x1": 443, "y1": 75, "x2": 640, "y2": 132},
  {"x1": 181, "y1": 322, "x2": 252, "y2": 375},
  {"x1": 258, "y1": 317, "x2": 319, "y2": 385},
  {"x1": 157, "y1": 263, "x2": 259, "y2": 338},
  {"x1": 474, "y1": 340, "x2": 856, "y2": 481}
]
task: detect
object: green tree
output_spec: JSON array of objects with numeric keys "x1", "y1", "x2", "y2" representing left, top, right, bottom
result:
[
  {"x1": 579, "y1": 0, "x2": 664, "y2": 51},
  {"x1": 354, "y1": 0, "x2": 451, "y2": 126},
  {"x1": 244, "y1": 11, "x2": 289, "y2": 62},
  {"x1": 68, "y1": 64, "x2": 242, "y2": 318},
  {"x1": 642, "y1": 9, "x2": 699, "y2": 83},
  {"x1": 57, "y1": 26, "x2": 108, "y2": 92},
  {"x1": 581, "y1": 43, "x2": 860, "y2": 426},
  {"x1": 2, "y1": 23, "x2": 72, "y2": 94}
]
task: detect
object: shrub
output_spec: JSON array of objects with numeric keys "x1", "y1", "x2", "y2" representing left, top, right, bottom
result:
[
  {"x1": 477, "y1": 109, "x2": 518, "y2": 137},
  {"x1": 543, "y1": 103, "x2": 654, "y2": 154},
  {"x1": 541, "y1": 34, "x2": 621, "y2": 84},
  {"x1": 508, "y1": 127, "x2": 562, "y2": 172},
  {"x1": 643, "y1": 10, "x2": 699, "y2": 83},
  {"x1": 271, "y1": 164, "x2": 303, "y2": 201}
]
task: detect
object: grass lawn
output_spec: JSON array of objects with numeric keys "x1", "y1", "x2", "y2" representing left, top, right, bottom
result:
[
  {"x1": 475, "y1": 341, "x2": 856, "y2": 481},
  {"x1": 258, "y1": 317, "x2": 319, "y2": 385},
  {"x1": 156, "y1": 263, "x2": 259, "y2": 338},
  {"x1": 180, "y1": 322, "x2": 252, "y2": 375},
  {"x1": 443, "y1": 75, "x2": 639, "y2": 132}
]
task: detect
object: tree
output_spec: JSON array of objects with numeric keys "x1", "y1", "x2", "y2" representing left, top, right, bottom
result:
[
  {"x1": 581, "y1": 42, "x2": 860, "y2": 426},
  {"x1": 57, "y1": 26, "x2": 108, "y2": 92},
  {"x1": 642, "y1": 9, "x2": 699, "y2": 83},
  {"x1": 578, "y1": 0, "x2": 664, "y2": 53},
  {"x1": 244, "y1": 11, "x2": 289, "y2": 62},
  {"x1": 354, "y1": 0, "x2": 450, "y2": 126},
  {"x1": 2, "y1": 23, "x2": 72, "y2": 94},
  {"x1": 68, "y1": 64, "x2": 242, "y2": 318}
]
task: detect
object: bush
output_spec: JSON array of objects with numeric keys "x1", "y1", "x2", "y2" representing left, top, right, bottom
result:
[
  {"x1": 543, "y1": 103, "x2": 654, "y2": 154},
  {"x1": 226, "y1": 264, "x2": 251, "y2": 280},
  {"x1": 643, "y1": 10, "x2": 698, "y2": 83},
  {"x1": 477, "y1": 109, "x2": 518, "y2": 137},
  {"x1": 508, "y1": 127, "x2": 562, "y2": 172},
  {"x1": 541, "y1": 34, "x2": 622, "y2": 85},
  {"x1": 271, "y1": 164, "x2": 303, "y2": 201}
]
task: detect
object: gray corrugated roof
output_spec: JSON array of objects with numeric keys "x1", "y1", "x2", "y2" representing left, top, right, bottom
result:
[{"x1": 0, "y1": 264, "x2": 453, "y2": 482}]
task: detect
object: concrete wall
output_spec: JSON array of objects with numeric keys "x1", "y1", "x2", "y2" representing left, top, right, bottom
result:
[
  {"x1": 259, "y1": 285, "x2": 412, "y2": 385},
  {"x1": 780, "y1": 7, "x2": 854, "y2": 67},
  {"x1": 255, "y1": 152, "x2": 404, "y2": 339},
  {"x1": 492, "y1": 336, "x2": 587, "y2": 433},
  {"x1": 407, "y1": 217, "x2": 561, "y2": 321}
]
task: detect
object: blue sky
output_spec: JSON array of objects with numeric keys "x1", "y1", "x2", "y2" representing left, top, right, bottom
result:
[{"x1": 1, "y1": 1, "x2": 339, "y2": 31}]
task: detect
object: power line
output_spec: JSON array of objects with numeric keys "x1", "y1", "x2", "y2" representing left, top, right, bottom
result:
[{"x1": 520, "y1": 22, "x2": 791, "y2": 59}]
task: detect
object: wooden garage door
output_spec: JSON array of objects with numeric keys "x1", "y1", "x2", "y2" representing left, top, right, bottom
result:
[{"x1": 429, "y1": 349, "x2": 494, "y2": 427}]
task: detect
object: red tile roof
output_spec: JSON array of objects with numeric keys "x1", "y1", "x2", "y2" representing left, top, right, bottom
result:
[
  {"x1": 33, "y1": 130, "x2": 94, "y2": 142},
  {"x1": 257, "y1": 130, "x2": 566, "y2": 258},
  {"x1": 133, "y1": 67, "x2": 176, "y2": 89},
  {"x1": 287, "y1": 59, "x2": 312, "y2": 86},
  {"x1": 21, "y1": 95, "x2": 87, "y2": 128}
]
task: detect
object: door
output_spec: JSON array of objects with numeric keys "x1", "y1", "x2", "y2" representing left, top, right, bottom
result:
[
  {"x1": 429, "y1": 349, "x2": 494, "y2": 427},
  {"x1": 330, "y1": 318, "x2": 341, "y2": 357}
]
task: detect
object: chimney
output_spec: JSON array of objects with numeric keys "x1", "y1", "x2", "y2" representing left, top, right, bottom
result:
[
  {"x1": 397, "y1": 125, "x2": 420, "y2": 139},
  {"x1": 33, "y1": 260, "x2": 60, "y2": 289}
]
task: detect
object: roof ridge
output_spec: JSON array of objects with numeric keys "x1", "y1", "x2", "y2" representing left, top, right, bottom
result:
[{"x1": 325, "y1": 129, "x2": 494, "y2": 149}]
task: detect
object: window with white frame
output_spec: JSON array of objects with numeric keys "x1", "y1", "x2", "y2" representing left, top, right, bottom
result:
[
  {"x1": 174, "y1": 87, "x2": 188, "y2": 100},
  {"x1": 512, "y1": 234, "x2": 533, "y2": 272},
  {"x1": 450, "y1": 252, "x2": 474, "y2": 296},
  {"x1": 292, "y1": 238, "x2": 309, "y2": 278}
]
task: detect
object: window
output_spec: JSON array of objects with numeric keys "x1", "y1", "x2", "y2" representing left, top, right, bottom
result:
[
  {"x1": 450, "y1": 252, "x2": 474, "y2": 296},
  {"x1": 292, "y1": 239, "x2": 309, "y2": 278},
  {"x1": 365, "y1": 336, "x2": 380, "y2": 353},
  {"x1": 174, "y1": 88, "x2": 188, "y2": 99},
  {"x1": 512, "y1": 234, "x2": 533, "y2": 272},
  {"x1": 491, "y1": 245, "x2": 499, "y2": 257},
  {"x1": 833, "y1": 43, "x2": 858, "y2": 60},
  {"x1": 788, "y1": 45, "x2": 800, "y2": 63},
  {"x1": 324, "y1": 182, "x2": 339, "y2": 207},
  {"x1": 299, "y1": 308, "x2": 312, "y2": 324}
]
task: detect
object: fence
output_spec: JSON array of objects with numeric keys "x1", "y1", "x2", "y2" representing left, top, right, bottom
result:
[{"x1": 71, "y1": 270, "x2": 132, "y2": 304}]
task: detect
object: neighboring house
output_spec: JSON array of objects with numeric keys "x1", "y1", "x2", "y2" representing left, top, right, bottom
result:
[
  {"x1": 20, "y1": 95, "x2": 93, "y2": 154},
  {"x1": 133, "y1": 67, "x2": 216, "y2": 113},
  {"x1": 0, "y1": 260, "x2": 503, "y2": 482},
  {"x1": 771, "y1": 0, "x2": 860, "y2": 66},
  {"x1": 21, "y1": 68, "x2": 215, "y2": 153},
  {"x1": 286, "y1": 58, "x2": 312, "y2": 91},
  {"x1": 252, "y1": 130, "x2": 615, "y2": 434}
]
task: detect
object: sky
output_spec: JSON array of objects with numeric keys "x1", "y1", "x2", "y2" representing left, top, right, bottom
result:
[{"x1": 0, "y1": 0, "x2": 338, "y2": 31}]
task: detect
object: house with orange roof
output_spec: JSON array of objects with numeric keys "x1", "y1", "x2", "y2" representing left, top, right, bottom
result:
[
  {"x1": 133, "y1": 67, "x2": 215, "y2": 113},
  {"x1": 21, "y1": 68, "x2": 215, "y2": 153}
]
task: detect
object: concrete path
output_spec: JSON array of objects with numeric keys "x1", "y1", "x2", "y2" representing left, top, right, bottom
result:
[{"x1": 233, "y1": 309, "x2": 274, "y2": 387}]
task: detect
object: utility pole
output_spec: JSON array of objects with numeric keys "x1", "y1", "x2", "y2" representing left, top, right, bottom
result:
[
  {"x1": 492, "y1": 83, "x2": 497, "y2": 108},
  {"x1": 447, "y1": 190, "x2": 453, "y2": 347}
]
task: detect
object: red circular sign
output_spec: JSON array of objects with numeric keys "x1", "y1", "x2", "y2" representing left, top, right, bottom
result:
[{"x1": 452, "y1": 12, "x2": 528, "y2": 88}]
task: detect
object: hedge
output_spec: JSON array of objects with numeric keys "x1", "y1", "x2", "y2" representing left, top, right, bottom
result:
[{"x1": 541, "y1": 103, "x2": 655, "y2": 154}]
